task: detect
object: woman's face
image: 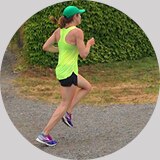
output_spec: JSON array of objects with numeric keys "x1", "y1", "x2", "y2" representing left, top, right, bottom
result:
[{"x1": 74, "y1": 14, "x2": 81, "y2": 25}]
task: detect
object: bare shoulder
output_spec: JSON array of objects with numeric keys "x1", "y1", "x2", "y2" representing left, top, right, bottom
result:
[
  {"x1": 74, "y1": 28, "x2": 84, "y2": 38},
  {"x1": 74, "y1": 28, "x2": 83, "y2": 34},
  {"x1": 53, "y1": 28, "x2": 61, "y2": 42},
  {"x1": 53, "y1": 28, "x2": 60, "y2": 35}
]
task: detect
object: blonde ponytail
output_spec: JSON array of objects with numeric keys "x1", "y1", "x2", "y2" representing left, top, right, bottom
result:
[
  {"x1": 49, "y1": 15, "x2": 75, "y2": 29},
  {"x1": 49, "y1": 16, "x2": 58, "y2": 24}
]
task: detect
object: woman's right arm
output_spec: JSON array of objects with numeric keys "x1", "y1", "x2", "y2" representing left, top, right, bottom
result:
[
  {"x1": 42, "y1": 28, "x2": 59, "y2": 53},
  {"x1": 75, "y1": 29, "x2": 95, "y2": 59}
]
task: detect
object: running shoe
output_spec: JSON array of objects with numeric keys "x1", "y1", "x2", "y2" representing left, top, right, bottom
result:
[
  {"x1": 36, "y1": 133, "x2": 57, "y2": 146},
  {"x1": 62, "y1": 112, "x2": 73, "y2": 127}
]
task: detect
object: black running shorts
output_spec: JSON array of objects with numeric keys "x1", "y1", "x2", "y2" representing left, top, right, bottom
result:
[{"x1": 59, "y1": 72, "x2": 78, "y2": 87}]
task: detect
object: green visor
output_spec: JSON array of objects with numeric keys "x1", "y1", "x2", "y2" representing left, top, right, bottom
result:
[{"x1": 63, "y1": 6, "x2": 85, "y2": 18}]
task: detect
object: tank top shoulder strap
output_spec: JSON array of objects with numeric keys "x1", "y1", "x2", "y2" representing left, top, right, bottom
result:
[{"x1": 60, "y1": 26, "x2": 76, "y2": 41}]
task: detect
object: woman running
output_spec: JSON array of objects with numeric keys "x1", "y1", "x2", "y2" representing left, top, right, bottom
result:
[{"x1": 36, "y1": 5, "x2": 95, "y2": 146}]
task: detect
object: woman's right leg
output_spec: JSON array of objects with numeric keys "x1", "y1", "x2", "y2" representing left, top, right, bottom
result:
[
  {"x1": 66, "y1": 74, "x2": 92, "y2": 114},
  {"x1": 42, "y1": 84, "x2": 76, "y2": 135}
]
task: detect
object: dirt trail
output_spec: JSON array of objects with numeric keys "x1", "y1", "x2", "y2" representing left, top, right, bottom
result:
[{"x1": 0, "y1": 51, "x2": 156, "y2": 159}]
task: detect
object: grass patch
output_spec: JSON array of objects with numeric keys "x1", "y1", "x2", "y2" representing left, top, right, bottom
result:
[{"x1": 14, "y1": 57, "x2": 160, "y2": 105}]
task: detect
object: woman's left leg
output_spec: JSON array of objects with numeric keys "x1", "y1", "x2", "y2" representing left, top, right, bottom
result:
[{"x1": 42, "y1": 84, "x2": 76, "y2": 135}]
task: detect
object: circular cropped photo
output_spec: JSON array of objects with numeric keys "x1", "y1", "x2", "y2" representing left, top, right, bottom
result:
[{"x1": 1, "y1": 0, "x2": 159, "y2": 159}]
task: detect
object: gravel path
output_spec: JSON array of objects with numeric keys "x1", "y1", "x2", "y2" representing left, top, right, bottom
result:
[{"x1": 0, "y1": 51, "x2": 155, "y2": 160}]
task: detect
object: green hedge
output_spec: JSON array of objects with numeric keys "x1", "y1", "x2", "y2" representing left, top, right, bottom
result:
[{"x1": 24, "y1": 0, "x2": 155, "y2": 68}]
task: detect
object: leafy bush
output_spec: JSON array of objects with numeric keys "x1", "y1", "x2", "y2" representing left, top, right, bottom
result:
[{"x1": 23, "y1": 0, "x2": 155, "y2": 68}]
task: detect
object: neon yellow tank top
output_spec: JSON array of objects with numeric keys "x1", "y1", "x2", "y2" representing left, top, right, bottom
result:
[{"x1": 56, "y1": 26, "x2": 78, "y2": 80}]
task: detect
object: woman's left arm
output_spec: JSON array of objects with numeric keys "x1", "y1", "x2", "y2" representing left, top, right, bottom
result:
[{"x1": 42, "y1": 29, "x2": 59, "y2": 53}]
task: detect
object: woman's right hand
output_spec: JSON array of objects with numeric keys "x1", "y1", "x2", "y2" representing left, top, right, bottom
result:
[{"x1": 87, "y1": 37, "x2": 95, "y2": 46}]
